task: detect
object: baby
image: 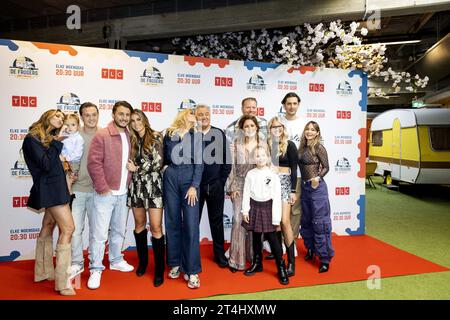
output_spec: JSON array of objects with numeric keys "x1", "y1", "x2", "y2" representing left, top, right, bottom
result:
[{"x1": 60, "y1": 113, "x2": 84, "y2": 200}]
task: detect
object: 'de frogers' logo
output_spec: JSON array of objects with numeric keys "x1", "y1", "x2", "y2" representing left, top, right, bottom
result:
[
  {"x1": 11, "y1": 150, "x2": 30, "y2": 178},
  {"x1": 179, "y1": 99, "x2": 197, "y2": 111},
  {"x1": 57, "y1": 93, "x2": 81, "y2": 112},
  {"x1": 335, "y1": 157, "x2": 351, "y2": 173},
  {"x1": 336, "y1": 81, "x2": 353, "y2": 96},
  {"x1": 223, "y1": 214, "x2": 232, "y2": 229},
  {"x1": 246, "y1": 74, "x2": 266, "y2": 91},
  {"x1": 140, "y1": 65, "x2": 164, "y2": 86},
  {"x1": 10, "y1": 57, "x2": 39, "y2": 78}
]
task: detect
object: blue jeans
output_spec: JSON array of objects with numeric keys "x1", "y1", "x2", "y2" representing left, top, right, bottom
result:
[
  {"x1": 71, "y1": 191, "x2": 94, "y2": 267},
  {"x1": 89, "y1": 192, "x2": 129, "y2": 271},
  {"x1": 163, "y1": 165, "x2": 202, "y2": 275}
]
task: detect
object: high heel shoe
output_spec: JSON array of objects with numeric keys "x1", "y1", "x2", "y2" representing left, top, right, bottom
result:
[
  {"x1": 304, "y1": 249, "x2": 314, "y2": 261},
  {"x1": 319, "y1": 263, "x2": 329, "y2": 273}
]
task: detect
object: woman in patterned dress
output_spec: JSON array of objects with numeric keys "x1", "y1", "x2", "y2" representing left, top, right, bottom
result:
[
  {"x1": 126, "y1": 109, "x2": 165, "y2": 287},
  {"x1": 226, "y1": 115, "x2": 264, "y2": 272}
]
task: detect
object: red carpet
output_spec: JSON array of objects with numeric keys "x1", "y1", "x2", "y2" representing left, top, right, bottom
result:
[{"x1": 0, "y1": 235, "x2": 447, "y2": 300}]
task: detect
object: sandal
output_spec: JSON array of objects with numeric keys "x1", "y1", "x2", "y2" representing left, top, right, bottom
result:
[
  {"x1": 168, "y1": 266, "x2": 180, "y2": 279},
  {"x1": 187, "y1": 274, "x2": 200, "y2": 289}
]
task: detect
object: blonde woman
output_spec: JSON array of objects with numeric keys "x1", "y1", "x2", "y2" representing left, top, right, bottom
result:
[
  {"x1": 126, "y1": 109, "x2": 165, "y2": 287},
  {"x1": 22, "y1": 109, "x2": 76, "y2": 296},
  {"x1": 162, "y1": 108, "x2": 204, "y2": 289},
  {"x1": 267, "y1": 116, "x2": 298, "y2": 277},
  {"x1": 298, "y1": 121, "x2": 334, "y2": 273}
]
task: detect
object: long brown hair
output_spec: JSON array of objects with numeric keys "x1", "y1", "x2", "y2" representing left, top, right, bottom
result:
[
  {"x1": 299, "y1": 121, "x2": 322, "y2": 155},
  {"x1": 237, "y1": 115, "x2": 260, "y2": 144},
  {"x1": 129, "y1": 109, "x2": 162, "y2": 158},
  {"x1": 28, "y1": 109, "x2": 65, "y2": 147}
]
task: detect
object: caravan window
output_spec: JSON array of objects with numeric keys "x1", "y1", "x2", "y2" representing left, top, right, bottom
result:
[
  {"x1": 429, "y1": 127, "x2": 450, "y2": 151},
  {"x1": 371, "y1": 131, "x2": 383, "y2": 146}
]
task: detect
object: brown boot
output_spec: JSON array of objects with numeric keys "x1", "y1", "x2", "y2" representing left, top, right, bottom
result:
[
  {"x1": 34, "y1": 235, "x2": 55, "y2": 282},
  {"x1": 55, "y1": 244, "x2": 76, "y2": 296}
]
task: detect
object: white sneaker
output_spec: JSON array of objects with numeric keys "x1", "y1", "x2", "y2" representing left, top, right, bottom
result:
[
  {"x1": 110, "y1": 260, "x2": 134, "y2": 272},
  {"x1": 87, "y1": 270, "x2": 102, "y2": 290},
  {"x1": 70, "y1": 264, "x2": 84, "y2": 279}
]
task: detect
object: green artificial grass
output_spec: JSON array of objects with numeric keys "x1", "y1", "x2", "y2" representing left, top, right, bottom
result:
[{"x1": 201, "y1": 176, "x2": 450, "y2": 300}]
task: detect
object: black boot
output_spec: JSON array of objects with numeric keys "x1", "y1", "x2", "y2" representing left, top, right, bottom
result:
[
  {"x1": 244, "y1": 254, "x2": 263, "y2": 276},
  {"x1": 134, "y1": 229, "x2": 148, "y2": 277},
  {"x1": 276, "y1": 259, "x2": 289, "y2": 285},
  {"x1": 305, "y1": 248, "x2": 314, "y2": 261},
  {"x1": 286, "y1": 242, "x2": 295, "y2": 277},
  {"x1": 152, "y1": 235, "x2": 165, "y2": 287},
  {"x1": 319, "y1": 263, "x2": 329, "y2": 273}
]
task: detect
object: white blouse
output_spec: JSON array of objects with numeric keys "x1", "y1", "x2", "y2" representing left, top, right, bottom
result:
[{"x1": 241, "y1": 166, "x2": 282, "y2": 226}]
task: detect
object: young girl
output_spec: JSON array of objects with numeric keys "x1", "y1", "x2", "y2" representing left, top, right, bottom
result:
[
  {"x1": 242, "y1": 146, "x2": 289, "y2": 285},
  {"x1": 60, "y1": 113, "x2": 84, "y2": 201},
  {"x1": 298, "y1": 121, "x2": 334, "y2": 273}
]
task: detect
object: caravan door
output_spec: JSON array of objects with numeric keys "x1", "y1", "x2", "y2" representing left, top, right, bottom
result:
[{"x1": 392, "y1": 118, "x2": 401, "y2": 180}]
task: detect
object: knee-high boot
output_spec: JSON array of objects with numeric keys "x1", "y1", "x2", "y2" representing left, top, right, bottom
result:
[
  {"x1": 34, "y1": 235, "x2": 55, "y2": 282},
  {"x1": 245, "y1": 232, "x2": 263, "y2": 276},
  {"x1": 54, "y1": 244, "x2": 76, "y2": 296},
  {"x1": 151, "y1": 235, "x2": 165, "y2": 287},
  {"x1": 286, "y1": 241, "x2": 296, "y2": 277},
  {"x1": 134, "y1": 229, "x2": 148, "y2": 277}
]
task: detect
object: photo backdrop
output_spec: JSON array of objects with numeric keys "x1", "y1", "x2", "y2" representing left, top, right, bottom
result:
[{"x1": 0, "y1": 39, "x2": 367, "y2": 261}]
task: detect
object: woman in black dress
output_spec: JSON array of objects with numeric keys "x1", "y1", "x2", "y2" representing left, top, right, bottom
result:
[
  {"x1": 126, "y1": 109, "x2": 165, "y2": 287},
  {"x1": 22, "y1": 109, "x2": 76, "y2": 296}
]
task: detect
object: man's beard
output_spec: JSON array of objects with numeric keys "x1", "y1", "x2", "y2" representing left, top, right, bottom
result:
[{"x1": 114, "y1": 119, "x2": 128, "y2": 128}]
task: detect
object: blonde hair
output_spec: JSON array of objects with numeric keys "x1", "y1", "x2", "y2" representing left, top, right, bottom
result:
[
  {"x1": 268, "y1": 116, "x2": 288, "y2": 157},
  {"x1": 129, "y1": 109, "x2": 162, "y2": 158},
  {"x1": 254, "y1": 144, "x2": 272, "y2": 167},
  {"x1": 167, "y1": 109, "x2": 195, "y2": 137},
  {"x1": 28, "y1": 109, "x2": 65, "y2": 148},
  {"x1": 299, "y1": 121, "x2": 322, "y2": 155},
  {"x1": 64, "y1": 113, "x2": 80, "y2": 129}
]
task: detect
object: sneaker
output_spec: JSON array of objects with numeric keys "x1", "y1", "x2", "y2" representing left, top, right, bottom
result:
[
  {"x1": 187, "y1": 274, "x2": 200, "y2": 289},
  {"x1": 70, "y1": 264, "x2": 84, "y2": 279},
  {"x1": 168, "y1": 266, "x2": 181, "y2": 279},
  {"x1": 87, "y1": 270, "x2": 102, "y2": 290},
  {"x1": 110, "y1": 260, "x2": 134, "y2": 272}
]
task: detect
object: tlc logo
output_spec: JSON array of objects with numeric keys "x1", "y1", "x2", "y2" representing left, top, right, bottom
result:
[
  {"x1": 335, "y1": 187, "x2": 350, "y2": 196},
  {"x1": 141, "y1": 102, "x2": 162, "y2": 112},
  {"x1": 12, "y1": 96, "x2": 37, "y2": 107},
  {"x1": 214, "y1": 77, "x2": 233, "y2": 87},
  {"x1": 257, "y1": 107, "x2": 264, "y2": 117},
  {"x1": 309, "y1": 83, "x2": 325, "y2": 92},
  {"x1": 12, "y1": 196, "x2": 29, "y2": 208},
  {"x1": 337, "y1": 111, "x2": 352, "y2": 119},
  {"x1": 101, "y1": 69, "x2": 123, "y2": 80}
]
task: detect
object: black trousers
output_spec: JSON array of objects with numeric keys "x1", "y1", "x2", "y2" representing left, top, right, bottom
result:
[
  {"x1": 199, "y1": 179, "x2": 226, "y2": 259},
  {"x1": 253, "y1": 231, "x2": 282, "y2": 262}
]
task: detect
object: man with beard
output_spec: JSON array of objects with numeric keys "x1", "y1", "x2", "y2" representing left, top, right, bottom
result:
[{"x1": 86, "y1": 101, "x2": 134, "y2": 289}]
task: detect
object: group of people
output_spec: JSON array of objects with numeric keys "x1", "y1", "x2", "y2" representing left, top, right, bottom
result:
[{"x1": 22, "y1": 92, "x2": 334, "y2": 296}]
